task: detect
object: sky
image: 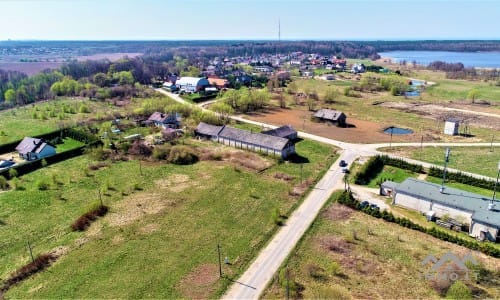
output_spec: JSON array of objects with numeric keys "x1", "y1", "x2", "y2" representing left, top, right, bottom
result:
[{"x1": 0, "y1": 0, "x2": 499, "y2": 41}]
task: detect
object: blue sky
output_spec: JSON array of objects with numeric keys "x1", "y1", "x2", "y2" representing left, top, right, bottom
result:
[{"x1": 0, "y1": 0, "x2": 498, "y2": 40}]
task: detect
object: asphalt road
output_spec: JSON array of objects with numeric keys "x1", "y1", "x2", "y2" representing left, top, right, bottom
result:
[{"x1": 154, "y1": 88, "x2": 499, "y2": 298}]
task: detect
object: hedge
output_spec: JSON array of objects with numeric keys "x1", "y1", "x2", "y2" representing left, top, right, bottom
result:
[
  {"x1": 333, "y1": 190, "x2": 500, "y2": 258},
  {"x1": 428, "y1": 166, "x2": 495, "y2": 190}
]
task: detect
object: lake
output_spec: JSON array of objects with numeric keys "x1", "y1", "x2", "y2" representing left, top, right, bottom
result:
[{"x1": 378, "y1": 51, "x2": 500, "y2": 68}]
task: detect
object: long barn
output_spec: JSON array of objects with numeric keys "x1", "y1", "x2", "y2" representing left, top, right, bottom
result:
[{"x1": 195, "y1": 122, "x2": 295, "y2": 159}]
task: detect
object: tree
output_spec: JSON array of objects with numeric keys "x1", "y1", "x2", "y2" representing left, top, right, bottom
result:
[
  {"x1": 286, "y1": 81, "x2": 298, "y2": 94},
  {"x1": 113, "y1": 71, "x2": 134, "y2": 86},
  {"x1": 93, "y1": 72, "x2": 109, "y2": 87},
  {"x1": 4, "y1": 89, "x2": 16, "y2": 104},
  {"x1": 467, "y1": 89, "x2": 479, "y2": 104},
  {"x1": 211, "y1": 102, "x2": 234, "y2": 123}
]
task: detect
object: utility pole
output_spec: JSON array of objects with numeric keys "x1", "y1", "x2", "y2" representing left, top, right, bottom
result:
[
  {"x1": 98, "y1": 188, "x2": 102, "y2": 206},
  {"x1": 27, "y1": 241, "x2": 34, "y2": 263},
  {"x1": 492, "y1": 161, "x2": 500, "y2": 201},
  {"x1": 300, "y1": 163, "x2": 303, "y2": 184},
  {"x1": 440, "y1": 148, "x2": 451, "y2": 193},
  {"x1": 389, "y1": 126, "x2": 394, "y2": 150},
  {"x1": 217, "y1": 243, "x2": 223, "y2": 278},
  {"x1": 490, "y1": 134, "x2": 495, "y2": 152},
  {"x1": 285, "y1": 267, "x2": 290, "y2": 300}
]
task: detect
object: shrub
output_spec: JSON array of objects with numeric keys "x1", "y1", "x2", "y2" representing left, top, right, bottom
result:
[
  {"x1": 70, "y1": 204, "x2": 109, "y2": 231},
  {"x1": 1, "y1": 253, "x2": 57, "y2": 294},
  {"x1": 128, "y1": 140, "x2": 152, "y2": 157},
  {"x1": 152, "y1": 145, "x2": 171, "y2": 161},
  {"x1": 0, "y1": 175, "x2": 8, "y2": 190},
  {"x1": 167, "y1": 145, "x2": 198, "y2": 165},
  {"x1": 445, "y1": 280, "x2": 472, "y2": 299},
  {"x1": 36, "y1": 179, "x2": 51, "y2": 191},
  {"x1": 8, "y1": 168, "x2": 18, "y2": 179}
]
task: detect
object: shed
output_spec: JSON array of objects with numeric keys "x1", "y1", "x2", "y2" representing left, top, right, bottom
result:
[
  {"x1": 313, "y1": 108, "x2": 347, "y2": 127},
  {"x1": 175, "y1": 77, "x2": 210, "y2": 93},
  {"x1": 195, "y1": 122, "x2": 224, "y2": 140},
  {"x1": 444, "y1": 118, "x2": 460, "y2": 136},
  {"x1": 261, "y1": 125, "x2": 298, "y2": 140}
]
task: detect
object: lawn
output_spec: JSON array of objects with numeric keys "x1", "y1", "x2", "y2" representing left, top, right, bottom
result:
[
  {"x1": 263, "y1": 200, "x2": 500, "y2": 299},
  {"x1": 367, "y1": 165, "x2": 419, "y2": 188},
  {"x1": 381, "y1": 146, "x2": 500, "y2": 178},
  {"x1": 0, "y1": 99, "x2": 122, "y2": 145},
  {"x1": 1, "y1": 137, "x2": 337, "y2": 298}
]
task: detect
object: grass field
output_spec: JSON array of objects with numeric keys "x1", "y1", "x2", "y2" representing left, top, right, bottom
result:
[
  {"x1": 1, "y1": 137, "x2": 337, "y2": 298},
  {"x1": 0, "y1": 99, "x2": 122, "y2": 145},
  {"x1": 263, "y1": 199, "x2": 500, "y2": 299},
  {"x1": 381, "y1": 146, "x2": 500, "y2": 178}
]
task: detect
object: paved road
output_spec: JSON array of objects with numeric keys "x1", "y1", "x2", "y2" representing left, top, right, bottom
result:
[
  {"x1": 155, "y1": 88, "x2": 500, "y2": 298},
  {"x1": 223, "y1": 149, "x2": 358, "y2": 300}
]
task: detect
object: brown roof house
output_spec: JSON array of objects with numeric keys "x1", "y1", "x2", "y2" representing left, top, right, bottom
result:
[
  {"x1": 313, "y1": 108, "x2": 347, "y2": 127},
  {"x1": 16, "y1": 137, "x2": 56, "y2": 161}
]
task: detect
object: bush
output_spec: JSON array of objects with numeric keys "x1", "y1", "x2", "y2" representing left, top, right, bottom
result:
[
  {"x1": 167, "y1": 145, "x2": 198, "y2": 165},
  {"x1": 70, "y1": 204, "x2": 109, "y2": 231},
  {"x1": 152, "y1": 145, "x2": 171, "y2": 161},
  {"x1": 445, "y1": 280, "x2": 472, "y2": 299},
  {"x1": 1, "y1": 253, "x2": 57, "y2": 294},
  {"x1": 0, "y1": 175, "x2": 8, "y2": 190},
  {"x1": 36, "y1": 179, "x2": 51, "y2": 191}
]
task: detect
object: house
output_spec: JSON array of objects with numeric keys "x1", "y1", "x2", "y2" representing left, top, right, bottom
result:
[
  {"x1": 145, "y1": 111, "x2": 181, "y2": 129},
  {"x1": 385, "y1": 178, "x2": 500, "y2": 242},
  {"x1": 15, "y1": 137, "x2": 56, "y2": 161},
  {"x1": 261, "y1": 125, "x2": 298, "y2": 140},
  {"x1": 351, "y1": 63, "x2": 366, "y2": 74},
  {"x1": 175, "y1": 77, "x2": 210, "y2": 93},
  {"x1": 195, "y1": 122, "x2": 295, "y2": 159},
  {"x1": 313, "y1": 108, "x2": 347, "y2": 127},
  {"x1": 444, "y1": 118, "x2": 460, "y2": 136},
  {"x1": 301, "y1": 70, "x2": 314, "y2": 78},
  {"x1": 195, "y1": 122, "x2": 224, "y2": 141},
  {"x1": 208, "y1": 77, "x2": 229, "y2": 90}
]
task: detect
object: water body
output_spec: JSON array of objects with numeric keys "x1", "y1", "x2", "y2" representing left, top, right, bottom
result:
[
  {"x1": 379, "y1": 51, "x2": 500, "y2": 68},
  {"x1": 384, "y1": 127, "x2": 413, "y2": 135}
]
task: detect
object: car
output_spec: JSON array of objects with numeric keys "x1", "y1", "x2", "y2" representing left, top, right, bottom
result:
[
  {"x1": 341, "y1": 168, "x2": 350, "y2": 173},
  {"x1": 339, "y1": 160, "x2": 347, "y2": 167},
  {"x1": 0, "y1": 159, "x2": 15, "y2": 170},
  {"x1": 359, "y1": 201, "x2": 369, "y2": 208},
  {"x1": 369, "y1": 204, "x2": 380, "y2": 210}
]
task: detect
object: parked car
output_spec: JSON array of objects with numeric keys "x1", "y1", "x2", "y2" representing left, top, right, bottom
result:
[
  {"x1": 360, "y1": 201, "x2": 369, "y2": 208},
  {"x1": 369, "y1": 204, "x2": 380, "y2": 210},
  {"x1": 0, "y1": 159, "x2": 15, "y2": 170},
  {"x1": 342, "y1": 168, "x2": 350, "y2": 173},
  {"x1": 339, "y1": 160, "x2": 347, "y2": 167}
]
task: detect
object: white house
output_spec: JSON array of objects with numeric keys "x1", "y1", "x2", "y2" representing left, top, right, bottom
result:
[{"x1": 15, "y1": 137, "x2": 56, "y2": 161}]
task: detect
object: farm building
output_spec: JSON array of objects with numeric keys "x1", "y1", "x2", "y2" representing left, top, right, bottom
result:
[
  {"x1": 313, "y1": 108, "x2": 347, "y2": 127},
  {"x1": 383, "y1": 178, "x2": 500, "y2": 242},
  {"x1": 444, "y1": 118, "x2": 460, "y2": 136},
  {"x1": 195, "y1": 122, "x2": 296, "y2": 159},
  {"x1": 175, "y1": 77, "x2": 210, "y2": 93},
  {"x1": 15, "y1": 137, "x2": 56, "y2": 161},
  {"x1": 261, "y1": 125, "x2": 298, "y2": 140},
  {"x1": 144, "y1": 112, "x2": 181, "y2": 129}
]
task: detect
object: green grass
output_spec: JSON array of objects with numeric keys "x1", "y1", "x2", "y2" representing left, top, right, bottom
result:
[
  {"x1": 0, "y1": 99, "x2": 123, "y2": 145},
  {"x1": 54, "y1": 137, "x2": 86, "y2": 152},
  {"x1": 1, "y1": 137, "x2": 336, "y2": 298},
  {"x1": 263, "y1": 201, "x2": 500, "y2": 299},
  {"x1": 367, "y1": 165, "x2": 419, "y2": 188},
  {"x1": 382, "y1": 146, "x2": 500, "y2": 178}
]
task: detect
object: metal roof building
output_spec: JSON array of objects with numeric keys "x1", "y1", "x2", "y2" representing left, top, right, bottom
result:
[{"x1": 387, "y1": 178, "x2": 499, "y2": 242}]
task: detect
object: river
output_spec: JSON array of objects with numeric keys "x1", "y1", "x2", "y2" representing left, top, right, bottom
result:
[{"x1": 378, "y1": 50, "x2": 500, "y2": 68}]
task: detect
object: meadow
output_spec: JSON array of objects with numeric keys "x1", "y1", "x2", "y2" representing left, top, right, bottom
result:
[
  {"x1": 1, "y1": 136, "x2": 337, "y2": 298},
  {"x1": 263, "y1": 199, "x2": 500, "y2": 299}
]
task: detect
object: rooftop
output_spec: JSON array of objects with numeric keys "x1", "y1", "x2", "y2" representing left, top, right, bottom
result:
[{"x1": 395, "y1": 178, "x2": 500, "y2": 227}]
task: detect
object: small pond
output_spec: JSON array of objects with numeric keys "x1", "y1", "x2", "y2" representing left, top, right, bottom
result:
[
  {"x1": 405, "y1": 79, "x2": 424, "y2": 96},
  {"x1": 384, "y1": 127, "x2": 413, "y2": 135}
]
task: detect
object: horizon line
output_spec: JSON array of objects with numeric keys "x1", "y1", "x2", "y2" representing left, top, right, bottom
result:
[{"x1": 2, "y1": 38, "x2": 500, "y2": 42}]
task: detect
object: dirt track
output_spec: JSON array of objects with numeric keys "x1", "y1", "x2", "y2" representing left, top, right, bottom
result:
[{"x1": 245, "y1": 107, "x2": 417, "y2": 144}]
